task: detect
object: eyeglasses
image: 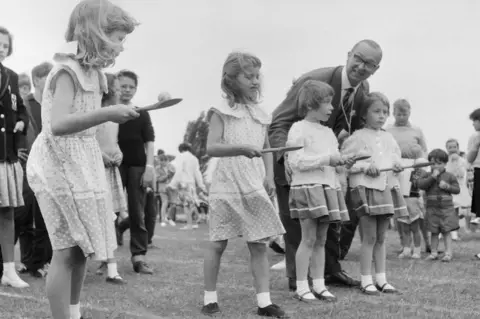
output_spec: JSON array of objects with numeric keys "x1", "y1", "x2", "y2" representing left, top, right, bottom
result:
[{"x1": 352, "y1": 53, "x2": 378, "y2": 71}]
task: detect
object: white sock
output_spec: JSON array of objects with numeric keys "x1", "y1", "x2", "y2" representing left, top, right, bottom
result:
[
  {"x1": 107, "y1": 262, "x2": 119, "y2": 278},
  {"x1": 375, "y1": 273, "x2": 387, "y2": 287},
  {"x1": 3, "y1": 262, "x2": 15, "y2": 276},
  {"x1": 361, "y1": 275, "x2": 373, "y2": 288},
  {"x1": 69, "y1": 304, "x2": 81, "y2": 319},
  {"x1": 312, "y1": 278, "x2": 326, "y2": 292},
  {"x1": 204, "y1": 291, "x2": 217, "y2": 305},
  {"x1": 256, "y1": 292, "x2": 272, "y2": 308},
  {"x1": 295, "y1": 280, "x2": 310, "y2": 294}
]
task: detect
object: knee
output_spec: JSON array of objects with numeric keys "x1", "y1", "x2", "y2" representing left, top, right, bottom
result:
[
  {"x1": 210, "y1": 241, "x2": 227, "y2": 255},
  {"x1": 301, "y1": 235, "x2": 316, "y2": 250},
  {"x1": 315, "y1": 234, "x2": 327, "y2": 247},
  {"x1": 362, "y1": 234, "x2": 377, "y2": 246}
]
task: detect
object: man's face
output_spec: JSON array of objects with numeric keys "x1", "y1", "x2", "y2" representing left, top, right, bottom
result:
[
  {"x1": 345, "y1": 42, "x2": 382, "y2": 86},
  {"x1": 119, "y1": 76, "x2": 137, "y2": 104}
]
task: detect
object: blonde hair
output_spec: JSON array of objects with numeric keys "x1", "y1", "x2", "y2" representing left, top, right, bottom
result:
[
  {"x1": 446, "y1": 138, "x2": 459, "y2": 148},
  {"x1": 221, "y1": 52, "x2": 262, "y2": 107},
  {"x1": 393, "y1": 98, "x2": 411, "y2": 112},
  {"x1": 64, "y1": 0, "x2": 138, "y2": 69},
  {"x1": 297, "y1": 80, "x2": 334, "y2": 117},
  {"x1": 361, "y1": 92, "x2": 390, "y2": 117}
]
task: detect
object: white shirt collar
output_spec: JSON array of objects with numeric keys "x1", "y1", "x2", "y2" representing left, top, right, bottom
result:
[{"x1": 341, "y1": 67, "x2": 360, "y2": 92}]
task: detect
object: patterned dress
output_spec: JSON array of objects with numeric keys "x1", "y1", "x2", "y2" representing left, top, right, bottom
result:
[
  {"x1": 207, "y1": 101, "x2": 285, "y2": 242},
  {"x1": 96, "y1": 121, "x2": 127, "y2": 214},
  {"x1": 26, "y1": 57, "x2": 116, "y2": 260}
]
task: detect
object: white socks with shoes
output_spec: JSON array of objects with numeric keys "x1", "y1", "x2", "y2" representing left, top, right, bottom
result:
[{"x1": 204, "y1": 291, "x2": 218, "y2": 305}]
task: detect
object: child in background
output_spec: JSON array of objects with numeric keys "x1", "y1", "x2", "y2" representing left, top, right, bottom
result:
[
  {"x1": 94, "y1": 73, "x2": 127, "y2": 284},
  {"x1": 341, "y1": 92, "x2": 407, "y2": 295},
  {"x1": 286, "y1": 80, "x2": 353, "y2": 302},
  {"x1": 155, "y1": 153, "x2": 175, "y2": 227},
  {"x1": 418, "y1": 149, "x2": 460, "y2": 262},
  {"x1": 385, "y1": 99, "x2": 430, "y2": 254},
  {"x1": 202, "y1": 52, "x2": 287, "y2": 318},
  {"x1": 445, "y1": 138, "x2": 472, "y2": 238}
]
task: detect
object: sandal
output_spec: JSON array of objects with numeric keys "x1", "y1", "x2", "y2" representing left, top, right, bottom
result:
[
  {"x1": 360, "y1": 284, "x2": 380, "y2": 296},
  {"x1": 375, "y1": 283, "x2": 401, "y2": 294},
  {"x1": 312, "y1": 289, "x2": 337, "y2": 302},
  {"x1": 293, "y1": 291, "x2": 317, "y2": 303}
]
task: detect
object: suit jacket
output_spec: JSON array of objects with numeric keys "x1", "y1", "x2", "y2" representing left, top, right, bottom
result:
[
  {"x1": 268, "y1": 66, "x2": 370, "y2": 186},
  {"x1": 0, "y1": 63, "x2": 28, "y2": 163}
]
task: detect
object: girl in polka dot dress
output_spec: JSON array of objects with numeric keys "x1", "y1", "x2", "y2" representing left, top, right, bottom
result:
[
  {"x1": 201, "y1": 52, "x2": 287, "y2": 318},
  {"x1": 26, "y1": 1, "x2": 138, "y2": 318}
]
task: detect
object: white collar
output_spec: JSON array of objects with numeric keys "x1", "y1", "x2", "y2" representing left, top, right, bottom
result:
[{"x1": 341, "y1": 67, "x2": 360, "y2": 92}]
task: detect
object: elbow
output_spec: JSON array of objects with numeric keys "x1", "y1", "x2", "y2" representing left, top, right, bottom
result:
[{"x1": 50, "y1": 122, "x2": 67, "y2": 136}]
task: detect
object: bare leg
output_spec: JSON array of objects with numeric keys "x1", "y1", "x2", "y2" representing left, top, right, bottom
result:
[
  {"x1": 294, "y1": 218, "x2": 317, "y2": 299},
  {"x1": 70, "y1": 246, "x2": 87, "y2": 317},
  {"x1": 204, "y1": 240, "x2": 227, "y2": 292},
  {"x1": 310, "y1": 221, "x2": 333, "y2": 298},
  {"x1": 443, "y1": 232, "x2": 453, "y2": 257},
  {"x1": 359, "y1": 215, "x2": 378, "y2": 292},
  {"x1": 373, "y1": 217, "x2": 394, "y2": 289}
]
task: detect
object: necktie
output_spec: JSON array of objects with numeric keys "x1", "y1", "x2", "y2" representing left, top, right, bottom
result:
[{"x1": 341, "y1": 88, "x2": 355, "y2": 133}]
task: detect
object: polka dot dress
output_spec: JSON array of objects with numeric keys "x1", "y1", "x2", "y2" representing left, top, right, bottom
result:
[
  {"x1": 26, "y1": 58, "x2": 116, "y2": 261},
  {"x1": 207, "y1": 102, "x2": 285, "y2": 242}
]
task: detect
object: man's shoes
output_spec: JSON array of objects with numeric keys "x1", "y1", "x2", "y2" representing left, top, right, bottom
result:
[
  {"x1": 133, "y1": 261, "x2": 153, "y2": 274},
  {"x1": 325, "y1": 271, "x2": 360, "y2": 287},
  {"x1": 269, "y1": 241, "x2": 285, "y2": 255}
]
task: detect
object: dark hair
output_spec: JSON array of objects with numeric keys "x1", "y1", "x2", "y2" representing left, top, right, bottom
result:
[
  {"x1": 117, "y1": 69, "x2": 138, "y2": 87},
  {"x1": 469, "y1": 108, "x2": 480, "y2": 122},
  {"x1": 31, "y1": 62, "x2": 53, "y2": 82},
  {"x1": 101, "y1": 73, "x2": 118, "y2": 105},
  {"x1": 360, "y1": 92, "x2": 390, "y2": 119},
  {"x1": 157, "y1": 149, "x2": 165, "y2": 156},
  {"x1": 428, "y1": 148, "x2": 449, "y2": 164},
  {"x1": 0, "y1": 26, "x2": 13, "y2": 57},
  {"x1": 178, "y1": 143, "x2": 192, "y2": 153},
  {"x1": 18, "y1": 73, "x2": 31, "y2": 89},
  {"x1": 296, "y1": 80, "x2": 334, "y2": 117}
]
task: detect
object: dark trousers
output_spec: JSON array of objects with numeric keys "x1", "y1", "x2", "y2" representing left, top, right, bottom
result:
[
  {"x1": 275, "y1": 182, "x2": 343, "y2": 279},
  {"x1": 120, "y1": 165, "x2": 148, "y2": 258},
  {"x1": 119, "y1": 165, "x2": 157, "y2": 257},
  {"x1": 0, "y1": 170, "x2": 52, "y2": 273},
  {"x1": 338, "y1": 187, "x2": 360, "y2": 258}
]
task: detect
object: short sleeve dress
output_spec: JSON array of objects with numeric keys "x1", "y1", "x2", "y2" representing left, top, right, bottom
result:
[
  {"x1": 26, "y1": 56, "x2": 116, "y2": 260},
  {"x1": 207, "y1": 101, "x2": 285, "y2": 242}
]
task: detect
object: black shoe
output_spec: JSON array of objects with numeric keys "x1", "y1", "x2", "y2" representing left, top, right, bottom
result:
[
  {"x1": 269, "y1": 242, "x2": 285, "y2": 255},
  {"x1": 325, "y1": 271, "x2": 360, "y2": 287},
  {"x1": 201, "y1": 302, "x2": 220, "y2": 315},
  {"x1": 133, "y1": 261, "x2": 153, "y2": 274},
  {"x1": 257, "y1": 304, "x2": 289, "y2": 318}
]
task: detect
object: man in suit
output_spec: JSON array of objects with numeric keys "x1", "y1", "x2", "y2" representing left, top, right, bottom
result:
[{"x1": 268, "y1": 39, "x2": 383, "y2": 291}]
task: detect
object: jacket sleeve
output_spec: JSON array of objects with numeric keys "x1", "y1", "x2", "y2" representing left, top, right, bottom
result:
[
  {"x1": 447, "y1": 173, "x2": 461, "y2": 195},
  {"x1": 10, "y1": 71, "x2": 29, "y2": 135},
  {"x1": 141, "y1": 111, "x2": 155, "y2": 143},
  {"x1": 416, "y1": 171, "x2": 435, "y2": 190}
]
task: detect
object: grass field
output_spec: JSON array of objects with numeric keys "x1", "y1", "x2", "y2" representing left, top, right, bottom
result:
[{"x1": 2, "y1": 223, "x2": 480, "y2": 319}]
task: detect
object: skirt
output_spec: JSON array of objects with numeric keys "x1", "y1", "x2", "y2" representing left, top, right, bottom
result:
[
  {"x1": 0, "y1": 162, "x2": 24, "y2": 208},
  {"x1": 397, "y1": 197, "x2": 425, "y2": 224},
  {"x1": 350, "y1": 185, "x2": 408, "y2": 219},
  {"x1": 104, "y1": 166, "x2": 127, "y2": 213},
  {"x1": 289, "y1": 184, "x2": 349, "y2": 222}
]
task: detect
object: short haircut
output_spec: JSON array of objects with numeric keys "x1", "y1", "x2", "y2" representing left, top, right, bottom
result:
[
  {"x1": 445, "y1": 138, "x2": 459, "y2": 148},
  {"x1": 18, "y1": 73, "x2": 31, "y2": 89},
  {"x1": 0, "y1": 26, "x2": 13, "y2": 57},
  {"x1": 393, "y1": 99, "x2": 411, "y2": 112},
  {"x1": 428, "y1": 148, "x2": 449, "y2": 164},
  {"x1": 157, "y1": 149, "x2": 165, "y2": 156},
  {"x1": 297, "y1": 80, "x2": 335, "y2": 117},
  {"x1": 469, "y1": 108, "x2": 480, "y2": 121},
  {"x1": 352, "y1": 39, "x2": 382, "y2": 53},
  {"x1": 178, "y1": 143, "x2": 192, "y2": 153},
  {"x1": 117, "y1": 69, "x2": 138, "y2": 87},
  {"x1": 31, "y1": 62, "x2": 53, "y2": 81}
]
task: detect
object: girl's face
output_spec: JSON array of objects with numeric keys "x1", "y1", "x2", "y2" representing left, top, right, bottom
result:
[
  {"x1": 0, "y1": 33, "x2": 10, "y2": 63},
  {"x1": 364, "y1": 101, "x2": 389, "y2": 130},
  {"x1": 106, "y1": 30, "x2": 127, "y2": 58},
  {"x1": 446, "y1": 141, "x2": 459, "y2": 155},
  {"x1": 305, "y1": 97, "x2": 333, "y2": 122},
  {"x1": 236, "y1": 66, "x2": 260, "y2": 101}
]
